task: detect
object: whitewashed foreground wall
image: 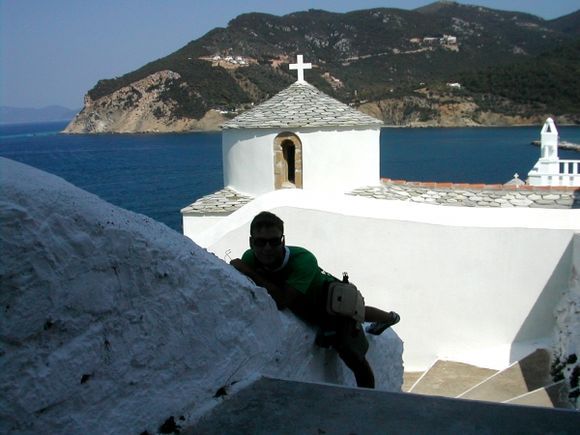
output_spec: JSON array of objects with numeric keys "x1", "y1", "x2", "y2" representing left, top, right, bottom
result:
[
  {"x1": 193, "y1": 189, "x2": 580, "y2": 371},
  {"x1": 0, "y1": 159, "x2": 403, "y2": 433}
]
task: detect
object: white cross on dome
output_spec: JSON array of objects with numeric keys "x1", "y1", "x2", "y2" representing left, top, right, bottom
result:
[{"x1": 289, "y1": 55, "x2": 312, "y2": 83}]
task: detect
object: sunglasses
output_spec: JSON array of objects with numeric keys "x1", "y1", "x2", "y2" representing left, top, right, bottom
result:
[{"x1": 252, "y1": 236, "x2": 284, "y2": 247}]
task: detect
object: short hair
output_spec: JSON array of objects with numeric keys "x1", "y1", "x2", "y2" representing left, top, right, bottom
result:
[{"x1": 250, "y1": 211, "x2": 284, "y2": 236}]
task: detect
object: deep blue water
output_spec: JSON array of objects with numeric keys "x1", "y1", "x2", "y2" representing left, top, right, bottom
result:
[
  {"x1": 0, "y1": 122, "x2": 223, "y2": 232},
  {"x1": 380, "y1": 126, "x2": 580, "y2": 184},
  {"x1": 1, "y1": 121, "x2": 579, "y2": 232}
]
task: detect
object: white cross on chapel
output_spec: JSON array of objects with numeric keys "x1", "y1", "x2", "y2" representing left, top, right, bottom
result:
[{"x1": 289, "y1": 55, "x2": 312, "y2": 83}]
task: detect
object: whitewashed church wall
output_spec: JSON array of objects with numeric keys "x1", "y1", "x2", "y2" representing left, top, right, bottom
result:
[
  {"x1": 196, "y1": 189, "x2": 580, "y2": 372},
  {"x1": 299, "y1": 128, "x2": 380, "y2": 192},
  {"x1": 222, "y1": 127, "x2": 380, "y2": 196},
  {"x1": 222, "y1": 130, "x2": 277, "y2": 195}
]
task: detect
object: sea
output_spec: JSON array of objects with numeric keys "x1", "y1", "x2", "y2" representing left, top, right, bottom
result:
[{"x1": 1, "y1": 121, "x2": 579, "y2": 232}]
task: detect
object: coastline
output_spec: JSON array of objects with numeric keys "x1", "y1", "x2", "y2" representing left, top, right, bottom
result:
[
  {"x1": 60, "y1": 123, "x2": 580, "y2": 134},
  {"x1": 531, "y1": 139, "x2": 580, "y2": 151},
  {"x1": 381, "y1": 123, "x2": 580, "y2": 129},
  {"x1": 60, "y1": 127, "x2": 222, "y2": 135},
  {"x1": 4, "y1": 119, "x2": 579, "y2": 136},
  {"x1": 60, "y1": 116, "x2": 580, "y2": 134}
]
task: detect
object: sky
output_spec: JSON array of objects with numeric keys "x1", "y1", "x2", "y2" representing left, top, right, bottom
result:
[{"x1": 1, "y1": 0, "x2": 578, "y2": 109}]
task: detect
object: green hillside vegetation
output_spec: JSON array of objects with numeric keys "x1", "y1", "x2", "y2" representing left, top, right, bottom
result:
[
  {"x1": 460, "y1": 40, "x2": 580, "y2": 114},
  {"x1": 548, "y1": 9, "x2": 580, "y2": 36}
]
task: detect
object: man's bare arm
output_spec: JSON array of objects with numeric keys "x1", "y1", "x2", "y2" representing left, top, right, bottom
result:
[{"x1": 230, "y1": 258, "x2": 301, "y2": 310}]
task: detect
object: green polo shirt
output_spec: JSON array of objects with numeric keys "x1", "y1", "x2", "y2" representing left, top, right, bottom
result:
[{"x1": 241, "y1": 246, "x2": 335, "y2": 301}]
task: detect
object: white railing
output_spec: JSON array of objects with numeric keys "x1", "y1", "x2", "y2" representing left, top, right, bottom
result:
[
  {"x1": 528, "y1": 159, "x2": 580, "y2": 187},
  {"x1": 552, "y1": 160, "x2": 580, "y2": 186},
  {"x1": 559, "y1": 160, "x2": 580, "y2": 176}
]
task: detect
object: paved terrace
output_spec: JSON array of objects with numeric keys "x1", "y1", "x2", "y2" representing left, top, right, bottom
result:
[
  {"x1": 182, "y1": 180, "x2": 580, "y2": 216},
  {"x1": 180, "y1": 187, "x2": 254, "y2": 216}
]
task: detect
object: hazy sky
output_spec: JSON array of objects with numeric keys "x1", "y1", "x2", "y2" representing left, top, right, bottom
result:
[{"x1": 1, "y1": 0, "x2": 578, "y2": 109}]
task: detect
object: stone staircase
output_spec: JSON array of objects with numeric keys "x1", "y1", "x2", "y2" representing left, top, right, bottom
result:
[
  {"x1": 186, "y1": 374, "x2": 579, "y2": 434},
  {"x1": 184, "y1": 348, "x2": 579, "y2": 433},
  {"x1": 404, "y1": 348, "x2": 573, "y2": 409}
]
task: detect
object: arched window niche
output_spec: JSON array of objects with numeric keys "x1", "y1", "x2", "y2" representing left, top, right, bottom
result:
[{"x1": 274, "y1": 132, "x2": 303, "y2": 189}]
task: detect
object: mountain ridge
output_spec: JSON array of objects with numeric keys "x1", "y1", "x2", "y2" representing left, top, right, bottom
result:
[{"x1": 65, "y1": 3, "x2": 580, "y2": 133}]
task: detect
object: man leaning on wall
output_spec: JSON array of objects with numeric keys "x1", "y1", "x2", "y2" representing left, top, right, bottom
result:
[{"x1": 230, "y1": 211, "x2": 400, "y2": 388}]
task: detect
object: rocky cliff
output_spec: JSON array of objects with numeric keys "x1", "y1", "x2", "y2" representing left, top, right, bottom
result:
[
  {"x1": 66, "y1": 72, "x2": 579, "y2": 133},
  {"x1": 66, "y1": 70, "x2": 580, "y2": 133},
  {"x1": 359, "y1": 93, "x2": 580, "y2": 127},
  {"x1": 64, "y1": 71, "x2": 226, "y2": 133}
]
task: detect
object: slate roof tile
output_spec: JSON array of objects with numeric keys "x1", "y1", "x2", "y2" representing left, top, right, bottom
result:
[{"x1": 222, "y1": 81, "x2": 383, "y2": 130}]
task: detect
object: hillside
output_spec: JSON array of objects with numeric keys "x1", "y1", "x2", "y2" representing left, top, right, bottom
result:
[
  {"x1": 65, "y1": 2, "x2": 580, "y2": 133},
  {"x1": 459, "y1": 40, "x2": 580, "y2": 115}
]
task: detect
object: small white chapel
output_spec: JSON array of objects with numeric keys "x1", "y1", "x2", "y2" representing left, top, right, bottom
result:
[{"x1": 181, "y1": 55, "x2": 383, "y2": 238}]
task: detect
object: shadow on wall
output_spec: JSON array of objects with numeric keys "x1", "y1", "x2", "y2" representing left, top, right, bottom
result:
[{"x1": 510, "y1": 236, "x2": 575, "y2": 363}]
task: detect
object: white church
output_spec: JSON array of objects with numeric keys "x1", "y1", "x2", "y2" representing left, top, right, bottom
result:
[
  {"x1": 182, "y1": 55, "x2": 384, "y2": 237},
  {"x1": 182, "y1": 56, "x2": 580, "y2": 377},
  {"x1": 220, "y1": 55, "x2": 383, "y2": 196}
]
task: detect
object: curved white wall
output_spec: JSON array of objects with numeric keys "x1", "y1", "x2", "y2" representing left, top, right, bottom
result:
[
  {"x1": 223, "y1": 130, "x2": 276, "y2": 195},
  {"x1": 222, "y1": 127, "x2": 380, "y2": 196},
  {"x1": 188, "y1": 190, "x2": 580, "y2": 371}
]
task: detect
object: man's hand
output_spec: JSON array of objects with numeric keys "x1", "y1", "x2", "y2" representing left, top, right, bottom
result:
[
  {"x1": 230, "y1": 258, "x2": 263, "y2": 285},
  {"x1": 229, "y1": 258, "x2": 287, "y2": 310},
  {"x1": 230, "y1": 258, "x2": 254, "y2": 276}
]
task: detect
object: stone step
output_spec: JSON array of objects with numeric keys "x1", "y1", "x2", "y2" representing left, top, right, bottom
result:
[
  {"x1": 408, "y1": 360, "x2": 497, "y2": 397},
  {"x1": 503, "y1": 381, "x2": 572, "y2": 409},
  {"x1": 457, "y1": 348, "x2": 552, "y2": 402},
  {"x1": 185, "y1": 375, "x2": 580, "y2": 434}
]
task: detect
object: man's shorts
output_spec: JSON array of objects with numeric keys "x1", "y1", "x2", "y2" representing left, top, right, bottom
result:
[{"x1": 332, "y1": 317, "x2": 369, "y2": 360}]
